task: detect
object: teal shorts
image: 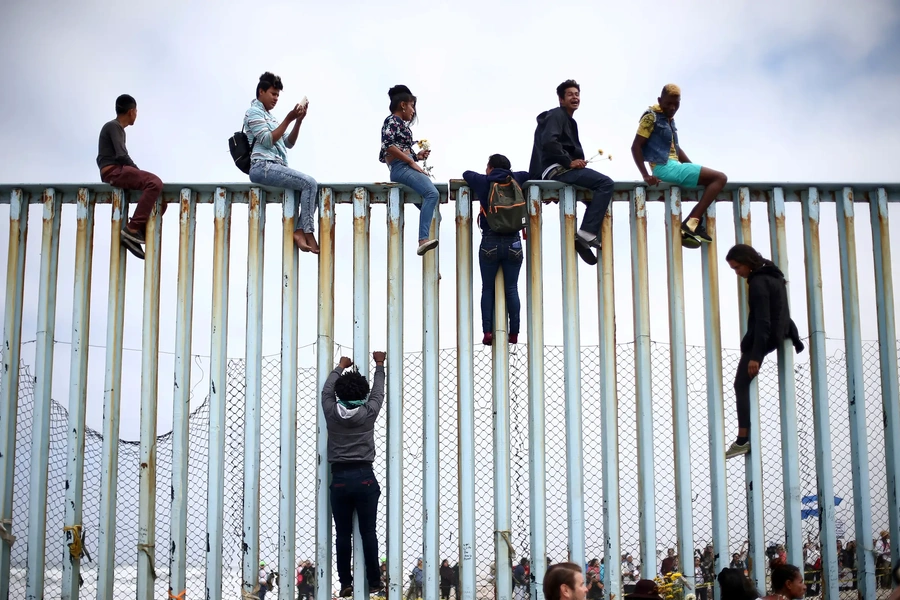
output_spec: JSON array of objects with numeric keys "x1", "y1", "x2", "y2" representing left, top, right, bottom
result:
[{"x1": 652, "y1": 159, "x2": 702, "y2": 187}]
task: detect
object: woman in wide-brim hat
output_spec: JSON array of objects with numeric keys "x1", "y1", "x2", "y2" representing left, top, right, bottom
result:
[{"x1": 624, "y1": 580, "x2": 664, "y2": 600}]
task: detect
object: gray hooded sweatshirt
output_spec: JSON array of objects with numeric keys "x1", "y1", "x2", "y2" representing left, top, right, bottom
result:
[{"x1": 321, "y1": 365, "x2": 385, "y2": 464}]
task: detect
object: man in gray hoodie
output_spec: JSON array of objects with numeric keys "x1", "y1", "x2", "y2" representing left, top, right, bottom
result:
[{"x1": 323, "y1": 352, "x2": 387, "y2": 597}]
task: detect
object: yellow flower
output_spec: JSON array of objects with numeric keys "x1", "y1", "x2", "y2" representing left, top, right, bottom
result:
[
  {"x1": 597, "y1": 149, "x2": 604, "y2": 155},
  {"x1": 608, "y1": 154, "x2": 613, "y2": 160}
]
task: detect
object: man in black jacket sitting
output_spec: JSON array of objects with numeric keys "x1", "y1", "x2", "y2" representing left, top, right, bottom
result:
[{"x1": 530, "y1": 79, "x2": 615, "y2": 266}]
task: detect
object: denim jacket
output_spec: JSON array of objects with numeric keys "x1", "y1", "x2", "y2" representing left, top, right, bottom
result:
[
  {"x1": 641, "y1": 107, "x2": 679, "y2": 165},
  {"x1": 244, "y1": 99, "x2": 291, "y2": 166}
]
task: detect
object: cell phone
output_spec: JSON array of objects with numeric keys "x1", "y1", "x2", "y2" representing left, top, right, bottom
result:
[{"x1": 301, "y1": 96, "x2": 309, "y2": 109}]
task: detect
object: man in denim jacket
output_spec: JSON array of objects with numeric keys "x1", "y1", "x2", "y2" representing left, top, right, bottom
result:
[{"x1": 630, "y1": 84, "x2": 728, "y2": 246}]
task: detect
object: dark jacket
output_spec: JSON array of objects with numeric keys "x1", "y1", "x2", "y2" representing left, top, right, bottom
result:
[
  {"x1": 440, "y1": 565, "x2": 454, "y2": 588},
  {"x1": 742, "y1": 263, "x2": 805, "y2": 362},
  {"x1": 462, "y1": 168, "x2": 530, "y2": 235},
  {"x1": 529, "y1": 107, "x2": 584, "y2": 179}
]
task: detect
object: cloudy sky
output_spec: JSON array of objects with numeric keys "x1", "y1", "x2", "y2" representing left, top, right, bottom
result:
[{"x1": 1, "y1": 0, "x2": 899, "y2": 440}]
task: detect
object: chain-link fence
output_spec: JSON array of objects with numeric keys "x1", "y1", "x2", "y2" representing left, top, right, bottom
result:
[{"x1": 6, "y1": 339, "x2": 895, "y2": 598}]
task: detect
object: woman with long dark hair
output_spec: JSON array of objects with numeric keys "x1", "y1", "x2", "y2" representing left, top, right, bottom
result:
[
  {"x1": 379, "y1": 85, "x2": 440, "y2": 256},
  {"x1": 762, "y1": 564, "x2": 806, "y2": 600},
  {"x1": 717, "y1": 567, "x2": 760, "y2": 600},
  {"x1": 725, "y1": 244, "x2": 805, "y2": 459}
]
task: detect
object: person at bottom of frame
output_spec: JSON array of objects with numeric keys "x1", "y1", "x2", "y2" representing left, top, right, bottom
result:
[
  {"x1": 463, "y1": 154, "x2": 530, "y2": 346},
  {"x1": 322, "y1": 352, "x2": 387, "y2": 597},
  {"x1": 725, "y1": 244, "x2": 804, "y2": 459}
]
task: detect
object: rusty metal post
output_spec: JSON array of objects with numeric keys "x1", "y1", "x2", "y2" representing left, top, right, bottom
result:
[
  {"x1": 422, "y1": 197, "x2": 441, "y2": 600},
  {"x1": 386, "y1": 187, "x2": 406, "y2": 600},
  {"x1": 492, "y1": 267, "x2": 512, "y2": 600},
  {"x1": 455, "y1": 185, "x2": 476, "y2": 600},
  {"x1": 869, "y1": 187, "x2": 900, "y2": 570},
  {"x1": 96, "y1": 188, "x2": 128, "y2": 599},
  {"x1": 136, "y1": 190, "x2": 164, "y2": 600},
  {"x1": 800, "y1": 187, "x2": 838, "y2": 599},
  {"x1": 525, "y1": 184, "x2": 546, "y2": 600},
  {"x1": 630, "y1": 186, "x2": 656, "y2": 573},
  {"x1": 766, "y1": 188, "x2": 802, "y2": 569},
  {"x1": 699, "y1": 201, "x2": 728, "y2": 600},
  {"x1": 204, "y1": 188, "x2": 232, "y2": 600},
  {"x1": 559, "y1": 185, "x2": 585, "y2": 563},
  {"x1": 663, "y1": 188, "x2": 695, "y2": 591},
  {"x1": 596, "y1": 198, "x2": 620, "y2": 600},
  {"x1": 61, "y1": 189, "x2": 95, "y2": 600},
  {"x1": 316, "y1": 187, "x2": 335, "y2": 600},
  {"x1": 0, "y1": 188, "x2": 28, "y2": 598},
  {"x1": 732, "y1": 186, "x2": 765, "y2": 588},
  {"x1": 352, "y1": 186, "x2": 371, "y2": 600},
  {"x1": 170, "y1": 188, "x2": 196, "y2": 599},
  {"x1": 242, "y1": 188, "x2": 265, "y2": 597},
  {"x1": 835, "y1": 187, "x2": 875, "y2": 600},
  {"x1": 25, "y1": 188, "x2": 61, "y2": 599}
]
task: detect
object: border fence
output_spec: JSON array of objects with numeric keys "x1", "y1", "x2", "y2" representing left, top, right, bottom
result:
[{"x1": 1, "y1": 181, "x2": 899, "y2": 600}]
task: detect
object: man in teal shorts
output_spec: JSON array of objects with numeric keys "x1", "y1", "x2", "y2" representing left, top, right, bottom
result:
[{"x1": 631, "y1": 84, "x2": 728, "y2": 246}]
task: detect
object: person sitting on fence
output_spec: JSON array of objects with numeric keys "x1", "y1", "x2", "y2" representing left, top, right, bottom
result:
[
  {"x1": 380, "y1": 85, "x2": 439, "y2": 256},
  {"x1": 244, "y1": 71, "x2": 320, "y2": 253},
  {"x1": 716, "y1": 567, "x2": 760, "y2": 600},
  {"x1": 630, "y1": 84, "x2": 728, "y2": 248},
  {"x1": 97, "y1": 94, "x2": 164, "y2": 260},
  {"x1": 322, "y1": 352, "x2": 387, "y2": 597},
  {"x1": 725, "y1": 244, "x2": 805, "y2": 459},
  {"x1": 543, "y1": 562, "x2": 586, "y2": 600},
  {"x1": 762, "y1": 564, "x2": 807, "y2": 600},
  {"x1": 529, "y1": 79, "x2": 615, "y2": 266},
  {"x1": 463, "y1": 154, "x2": 530, "y2": 346}
]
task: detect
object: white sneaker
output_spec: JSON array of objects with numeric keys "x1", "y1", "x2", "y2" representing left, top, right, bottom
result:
[{"x1": 725, "y1": 441, "x2": 750, "y2": 459}]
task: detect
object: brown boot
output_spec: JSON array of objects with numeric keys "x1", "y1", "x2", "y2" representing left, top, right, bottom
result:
[
  {"x1": 305, "y1": 231, "x2": 320, "y2": 254},
  {"x1": 293, "y1": 230, "x2": 311, "y2": 252}
]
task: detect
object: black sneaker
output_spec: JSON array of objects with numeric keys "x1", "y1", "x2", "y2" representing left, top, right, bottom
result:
[
  {"x1": 120, "y1": 236, "x2": 145, "y2": 260},
  {"x1": 574, "y1": 237, "x2": 598, "y2": 266},
  {"x1": 340, "y1": 586, "x2": 354, "y2": 597},
  {"x1": 121, "y1": 226, "x2": 146, "y2": 246},
  {"x1": 691, "y1": 221, "x2": 713, "y2": 243},
  {"x1": 369, "y1": 582, "x2": 386, "y2": 595}
]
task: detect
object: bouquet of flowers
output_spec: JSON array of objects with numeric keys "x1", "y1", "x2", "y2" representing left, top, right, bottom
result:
[
  {"x1": 588, "y1": 148, "x2": 613, "y2": 163},
  {"x1": 653, "y1": 572, "x2": 693, "y2": 600},
  {"x1": 416, "y1": 139, "x2": 434, "y2": 178}
]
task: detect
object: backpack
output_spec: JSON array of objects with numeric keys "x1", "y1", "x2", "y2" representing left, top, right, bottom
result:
[
  {"x1": 482, "y1": 176, "x2": 527, "y2": 235},
  {"x1": 228, "y1": 126, "x2": 255, "y2": 174}
]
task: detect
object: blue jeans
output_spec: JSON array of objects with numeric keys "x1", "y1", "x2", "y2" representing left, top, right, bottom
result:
[
  {"x1": 388, "y1": 159, "x2": 440, "y2": 241},
  {"x1": 249, "y1": 161, "x2": 318, "y2": 233},
  {"x1": 330, "y1": 465, "x2": 382, "y2": 588},
  {"x1": 552, "y1": 167, "x2": 614, "y2": 236},
  {"x1": 479, "y1": 234, "x2": 523, "y2": 334}
]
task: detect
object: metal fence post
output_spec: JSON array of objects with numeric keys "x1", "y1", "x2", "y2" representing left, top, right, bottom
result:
[
  {"x1": 732, "y1": 187, "x2": 765, "y2": 588},
  {"x1": 170, "y1": 188, "x2": 196, "y2": 599},
  {"x1": 699, "y1": 201, "x2": 728, "y2": 600},
  {"x1": 61, "y1": 188, "x2": 95, "y2": 600},
  {"x1": 137, "y1": 191, "x2": 165, "y2": 600},
  {"x1": 493, "y1": 268, "x2": 512, "y2": 600},
  {"x1": 596, "y1": 196, "x2": 620, "y2": 600},
  {"x1": 869, "y1": 187, "x2": 900, "y2": 571},
  {"x1": 835, "y1": 187, "x2": 875, "y2": 600},
  {"x1": 316, "y1": 187, "x2": 336, "y2": 600},
  {"x1": 525, "y1": 184, "x2": 547, "y2": 600},
  {"x1": 243, "y1": 188, "x2": 265, "y2": 597},
  {"x1": 205, "y1": 187, "x2": 232, "y2": 600},
  {"x1": 455, "y1": 185, "x2": 476, "y2": 600},
  {"x1": 387, "y1": 187, "x2": 406, "y2": 600},
  {"x1": 97, "y1": 188, "x2": 128, "y2": 600},
  {"x1": 630, "y1": 186, "x2": 656, "y2": 574},
  {"x1": 26, "y1": 187, "x2": 62, "y2": 599},
  {"x1": 422, "y1": 198, "x2": 441, "y2": 600},
  {"x1": 663, "y1": 188, "x2": 695, "y2": 591},
  {"x1": 800, "y1": 187, "x2": 838, "y2": 599},
  {"x1": 766, "y1": 188, "x2": 802, "y2": 569},
  {"x1": 0, "y1": 188, "x2": 29, "y2": 599},
  {"x1": 559, "y1": 185, "x2": 585, "y2": 564}
]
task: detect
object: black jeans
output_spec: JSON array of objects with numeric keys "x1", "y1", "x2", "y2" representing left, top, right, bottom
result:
[
  {"x1": 734, "y1": 352, "x2": 764, "y2": 429},
  {"x1": 479, "y1": 234, "x2": 524, "y2": 334},
  {"x1": 330, "y1": 465, "x2": 381, "y2": 588},
  {"x1": 552, "y1": 168, "x2": 615, "y2": 236}
]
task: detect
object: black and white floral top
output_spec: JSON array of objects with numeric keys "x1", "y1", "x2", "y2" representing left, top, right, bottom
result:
[{"x1": 379, "y1": 115, "x2": 418, "y2": 164}]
